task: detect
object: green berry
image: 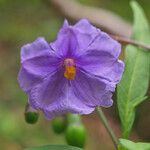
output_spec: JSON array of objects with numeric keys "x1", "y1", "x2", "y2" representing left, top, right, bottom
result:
[
  {"x1": 25, "y1": 112, "x2": 39, "y2": 124},
  {"x1": 65, "y1": 123, "x2": 86, "y2": 148},
  {"x1": 52, "y1": 117, "x2": 67, "y2": 134}
]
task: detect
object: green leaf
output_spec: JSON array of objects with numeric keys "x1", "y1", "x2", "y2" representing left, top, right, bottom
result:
[
  {"x1": 25, "y1": 145, "x2": 83, "y2": 150},
  {"x1": 132, "y1": 96, "x2": 148, "y2": 107},
  {"x1": 119, "y1": 139, "x2": 150, "y2": 150},
  {"x1": 117, "y1": 1, "x2": 150, "y2": 138}
]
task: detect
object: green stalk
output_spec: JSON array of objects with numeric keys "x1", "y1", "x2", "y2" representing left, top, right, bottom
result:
[{"x1": 96, "y1": 107, "x2": 119, "y2": 149}]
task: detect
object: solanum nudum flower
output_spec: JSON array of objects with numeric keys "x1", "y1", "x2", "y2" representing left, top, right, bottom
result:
[{"x1": 18, "y1": 19, "x2": 124, "y2": 119}]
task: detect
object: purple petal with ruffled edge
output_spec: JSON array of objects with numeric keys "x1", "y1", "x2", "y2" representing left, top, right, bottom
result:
[
  {"x1": 43, "y1": 86, "x2": 95, "y2": 119},
  {"x1": 29, "y1": 69, "x2": 94, "y2": 120},
  {"x1": 21, "y1": 37, "x2": 50, "y2": 62},
  {"x1": 18, "y1": 67, "x2": 41, "y2": 93},
  {"x1": 73, "y1": 19, "x2": 100, "y2": 52},
  {"x1": 72, "y1": 70, "x2": 114, "y2": 107},
  {"x1": 76, "y1": 31, "x2": 124, "y2": 83},
  {"x1": 18, "y1": 37, "x2": 61, "y2": 93},
  {"x1": 50, "y1": 20, "x2": 79, "y2": 57}
]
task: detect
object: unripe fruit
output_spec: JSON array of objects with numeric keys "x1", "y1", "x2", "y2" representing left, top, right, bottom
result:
[
  {"x1": 65, "y1": 123, "x2": 86, "y2": 148},
  {"x1": 24, "y1": 103, "x2": 39, "y2": 124},
  {"x1": 25, "y1": 112, "x2": 39, "y2": 124},
  {"x1": 52, "y1": 116, "x2": 67, "y2": 134}
]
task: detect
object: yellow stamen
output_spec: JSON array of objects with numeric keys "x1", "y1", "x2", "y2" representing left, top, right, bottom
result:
[{"x1": 64, "y1": 66, "x2": 76, "y2": 80}]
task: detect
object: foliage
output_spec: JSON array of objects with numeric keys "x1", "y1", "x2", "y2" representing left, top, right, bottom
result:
[
  {"x1": 117, "y1": 0, "x2": 150, "y2": 138},
  {"x1": 119, "y1": 139, "x2": 150, "y2": 150},
  {"x1": 25, "y1": 145, "x2": 83, "y2": 150}
]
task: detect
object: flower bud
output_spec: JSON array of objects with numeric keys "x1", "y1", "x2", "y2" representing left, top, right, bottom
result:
[
  {"x1": 51, "y1": 116, "x2": 67, "y2": 134},
  {"x1": 24, "y1": 103, "x2": 39, "y2": 124},
  {"x1": 65, "y1": 122, "x2": 86, "y2": 148}
]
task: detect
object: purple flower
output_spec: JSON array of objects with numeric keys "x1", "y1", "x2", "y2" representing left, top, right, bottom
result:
[{"x1": 18, "y1": 19, "x2": 124, "y2": 119}]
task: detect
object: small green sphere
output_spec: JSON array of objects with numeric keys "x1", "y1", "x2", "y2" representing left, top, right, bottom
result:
[
  {"x1": 25, "y1": 112, "x2": 39, "y2": 124},
  {"x1": 52, "y1": 117, "x2": 67, "y2": 134},
  {"x1": 65, "y1": 123, "x2": 86, "y2": 148}
]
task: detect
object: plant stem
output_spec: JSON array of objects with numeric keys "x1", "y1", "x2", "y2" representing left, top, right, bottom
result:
[
  {"x1": 110, "y1": 34, "x2": 150, "y2": 51},
  {"x1": 96, "y1": 107, "x2": 119, "y2": 149}
]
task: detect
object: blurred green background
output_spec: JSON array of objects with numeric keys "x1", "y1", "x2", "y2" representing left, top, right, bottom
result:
[{"x1": 0, "y1": 0, "x2": 150, "y2": 150}]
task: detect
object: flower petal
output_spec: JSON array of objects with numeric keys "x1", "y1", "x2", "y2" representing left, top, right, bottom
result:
[
  {"x1": 76, "y1": 32, "x2": 124, "y2": 83},
  {"x1": 50, "y1": 20, "x2": 78, "y2": 57},
  {"x1": 21, "y1": 37, "x2": 50, "y2": 62},
  {"x1": 22, "y1": 52, "x2": 60, "y2": 77},
  {"x1": 18, "y1": 67, "x2": 41, "y2": 93},
  {"x1": 85, "y1": 31, "x2": 122, "y2": 58},
  {"x1": 50, "y1": 19, "x2": 101, "y2": 57},
  {"x1": 29, "y1": 70, "x2": 95, "y2": 120},
  {"x1": 29, "y1": 70, "x2": 66, "y2": 109},
  {"x1": 42, "y1": 86, "x2": 95, "y2": 120},
  {"x1": 73, "y1": 19, "x2": 100, "y2": 51},
  {"x1": 71, "y1": 70, "x2": 114, "y2": 108},
  {"x1": 18, "y1": 37, "x2": 60, "y2": 93},
  {"x1": 77, "y1": 53, "x2": 124, "y2": 83}
]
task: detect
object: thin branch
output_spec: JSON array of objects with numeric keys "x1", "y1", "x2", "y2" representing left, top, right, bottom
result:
[
  {"x1": 110, "y1": 35, "x2": 150, "y2": 51},
  {"x1": 50, "y1": 0, "x2": 150, "y2": 51},
  {"x1": 50, "y1": 0, "x2": 132, "y2": 37},
  {"x1": 96, "y1": 107, "x2": 119, "y2": 149}
]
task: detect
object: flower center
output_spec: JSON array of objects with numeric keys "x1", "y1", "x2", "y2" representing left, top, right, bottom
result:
[{"x1": 64, "y1": 58, "x2": 76, "y2": 80}]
